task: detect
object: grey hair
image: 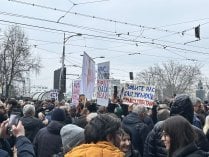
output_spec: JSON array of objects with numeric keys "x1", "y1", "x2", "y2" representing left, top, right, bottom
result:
[
  {"x1": 132, "y1": 105, "x2": 147, "y2": 115},
  {"x1": 23, "y1": 104, "x2": 35, "y2": 116},
  {"x1": 191, "y1": 97, "x2": 202, "y2": 106}
]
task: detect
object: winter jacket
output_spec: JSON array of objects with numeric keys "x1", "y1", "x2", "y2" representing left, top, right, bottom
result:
[
  {"x1": 143, "y1": 121, "x2": 167, "y2": 157},
  {"x1": 122, "y1": 112, "x2": 149, "y2": 156},
  {"x1": 21, "y1": 116, "x2": 44, "y2": 142},
  {"x1": 64, "y1": 141, "x2": 124, "y2": 157},
  {"x1": 33, "y1": 120, "x2": 64, "y2": 157},
  {"x1": 172, "y1": 142, "x2": 208, "y2": 157},
  {"x1": 0, "y1": 136, "x2": 35, "y2": 157},
  {"x1": 143, "y1": 121, "x2": 209, "y2": 157},
  {"x1": 16, "y1": 136, "x2": 35, "y2": 157}
]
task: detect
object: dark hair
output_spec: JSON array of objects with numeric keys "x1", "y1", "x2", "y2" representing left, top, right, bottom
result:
[
  {"x1": 84, "y1": 114, "x2": 121, "y2": 143},
  {"x1": 162, "y1": 115, "x2": 196, "y2": 156}
]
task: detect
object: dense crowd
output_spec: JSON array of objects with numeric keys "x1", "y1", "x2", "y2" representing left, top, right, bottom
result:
[{"x1": 0, "y1": 94, "x2": 209, "y2": 157}]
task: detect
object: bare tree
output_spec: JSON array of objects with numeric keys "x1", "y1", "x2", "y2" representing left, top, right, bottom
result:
[
  {"x1": 0, "y1": 25, "x2": 41, "y2": 97},
  {"x1": 136, "y1": 61, "x2": 201, "y2": 100}
]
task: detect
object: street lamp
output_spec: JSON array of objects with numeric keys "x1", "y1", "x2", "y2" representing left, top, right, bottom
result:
[
  {"x1": 80, "y1": 54, "x2": 105, "y2": 60},
  {"x1": 59, "y1": 33, "x2": 82, "y2": 101}
]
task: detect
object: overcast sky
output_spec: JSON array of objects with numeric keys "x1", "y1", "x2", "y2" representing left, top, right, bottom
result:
[{"x1": 1, "y1": 0, "x2": 209, "y2": 93}]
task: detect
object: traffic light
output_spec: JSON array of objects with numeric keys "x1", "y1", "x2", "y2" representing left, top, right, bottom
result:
[{"x1": 195, "y1": 25, "x2": 200, "y2": 39}]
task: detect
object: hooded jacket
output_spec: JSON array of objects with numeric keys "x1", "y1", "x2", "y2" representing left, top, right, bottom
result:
[
  {"x1": 33, "y1": 121, "x2": 64, "y2": 157},
  {"x1": 143, "y1": 94, "x2": 209, "y2": 157},
  {"x1": 64, "y1": 141, "x2": 124, "y2": 157},
  {"x1": 122, "y1": 112, "x2": 149, "y2": 156}
]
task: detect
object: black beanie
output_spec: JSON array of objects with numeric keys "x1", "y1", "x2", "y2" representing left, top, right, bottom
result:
[
  {"x1": 51, "y1": 108, "x2": 66, "y2": 122},
  {"x1": 170, "y1": 94, "x2": 194, "y2": 124}
]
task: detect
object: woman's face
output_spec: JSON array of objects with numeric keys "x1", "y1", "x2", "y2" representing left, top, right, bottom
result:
[
  {"x1": 161, "y1": 131, "x2": 171, "y2": 150},
  {"x1": 119, "y1": 134, "x2": 131, "y2": 153}
]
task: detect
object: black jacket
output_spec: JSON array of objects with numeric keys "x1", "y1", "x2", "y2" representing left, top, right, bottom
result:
[
  {"x1": 143, "y1": 121, "x2": 167, "y2": 157},
  {"x1": 0, "y1": 136, "x2": 35, "y2": 157},
  {"x1": 173, "y1": 142, "x2": 208, "y2": 157},
  {"x1": 33, "y1": 120, "x2": 64, "y2": 157},
  {"x1": 143, "y1": 121, "x2": 209, "y2": 157},
  {"x1": 122, "y1": 112, "x2": 149, "y2": 156},
  {"x1": 21, "y1": 116, "x2": 44, "y2": 142}
]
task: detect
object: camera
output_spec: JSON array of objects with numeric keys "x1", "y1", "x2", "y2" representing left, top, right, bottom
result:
[{"x1": 7, "y1": 114, "x2": 20, "y2": 136}]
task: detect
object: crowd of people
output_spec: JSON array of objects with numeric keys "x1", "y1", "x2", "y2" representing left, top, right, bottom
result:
[{"x1": 0, "y1": 94, "x2": 209, "y2": 157}]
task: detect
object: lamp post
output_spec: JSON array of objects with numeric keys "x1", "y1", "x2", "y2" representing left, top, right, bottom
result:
[{"x1": 59, "y1": 32, "x2": 82, "y2": 101}]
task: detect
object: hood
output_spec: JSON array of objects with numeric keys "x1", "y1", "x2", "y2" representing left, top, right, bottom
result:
[
  {"x1": 47, "y1": 120, "x2": 64, "y2": 135},
  {"x1": 170, "y1": 94, "x2": 194, "y2": 124},
  {"x1": 21, "y1": 116, "x2": 41, "y2": 130},
  {"x1": 122, "y1": 112, "x2": 142, "y2": 125}
]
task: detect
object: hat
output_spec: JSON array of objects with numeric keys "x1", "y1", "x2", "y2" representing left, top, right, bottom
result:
[
  {"x1": 51, "y1": 108, "x2": 66, "y2": 122},
  {"x1": 170, "y1": 94, "x2": 194, "y2": 124},
  {"x1": 60, "y1": 124, "x2": 84, "y2": 153}
]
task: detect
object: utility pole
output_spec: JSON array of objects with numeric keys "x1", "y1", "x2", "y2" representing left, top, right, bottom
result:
[{"x1": 58, "y1": 33, "x2": 82, "y2": 101}]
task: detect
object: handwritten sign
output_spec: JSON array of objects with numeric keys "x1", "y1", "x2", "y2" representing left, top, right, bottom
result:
[
  {"x1": 72, "y1": 80, "x2": 80, "y2": 106},
  {"x1": 122, "y1": 83, "x2": 155, "y2": 107},
  {"x1": 97, "y1": 61, "x2": 110, "y2": 79},
  {"x1": 97, "y1": 79, "x2": 109, "y2": 106}
]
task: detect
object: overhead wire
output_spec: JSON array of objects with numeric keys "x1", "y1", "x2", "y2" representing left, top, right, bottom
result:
[
  {"x1": 1, "y1": 10, "x2": 209, "y2": 52},
  {"x1": 1, "y1": 18, "x2": 209, "y2": 61},
  {"x1": 8, "y1": 0, "x2": 203, "y2": 36}
]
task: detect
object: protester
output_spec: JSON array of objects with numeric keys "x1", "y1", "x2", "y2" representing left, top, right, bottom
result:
[
  {"x1": 65, "y1": 114, "x2": 124, "y2": 157},
  {"x1": 20, "y1": 104, "x2": 44, "y2": 142},
  {"x1": 119, "y1": 128, "x2": 141, "y2": 157},
  {"x1": 143, "y1": 94, "x2": 209, "y2": 157},
  {"x1": 122, "y1": 105, "x2": 149, "y2": 156},
  {"x1": 33, "y1": 108, "x2": 66, "y2": 157},
  {"x1": 0, "y1": 120, "x2": 35, "y2": 157},
  {"x1": 161, "y1": 115, "x2": 207, "y2": 157}
]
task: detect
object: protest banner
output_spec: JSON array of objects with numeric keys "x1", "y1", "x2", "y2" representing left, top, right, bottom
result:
[
  {"x1": 50, "y1": 89, "x2": 59, "y2": 100},
  {"x1": 72, "y1": 80, "x2": 80, "y2": 106},
  {"x1": 80, "y1": 52, "x2": 96, "y2": 100},
  {"x1": 97, "y1": 61, "x2": 110, "y2": 79},
  {"x1": 122, "y1": 83, "x2": 155, "y2": 107},
  {"x1": 97, "y1": 79, "x2": 109, "y2": 106}
]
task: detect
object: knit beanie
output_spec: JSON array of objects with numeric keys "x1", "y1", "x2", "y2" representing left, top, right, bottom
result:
[
  {"x1": 60, "y1": 124, "x2": 84, "y2": 153},
  {"x1": 51, "y1": 108, "x2": 66, "y2": 122}
]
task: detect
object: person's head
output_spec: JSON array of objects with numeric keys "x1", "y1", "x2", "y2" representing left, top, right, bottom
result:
[
  {"x1": 119, "y1": 129, "x2": 131, "y2": 153},
  {"x1": 170, "y1": 94, "x2": 194, "y2": 124},
  {"x1": 51, "y1": 108, "x2": 66, "y2": 122},
  {"x1": 191, "y1": 97, "x2": 202, "y2": 113},
  {"x1": 161, "y1": 115, "x2": 195, "y2": 156},
  {"x1": 23, "y1": 104, "x2": 35, "y2": 117},
  {"x1": 157, "y1": 109, "x2": 170, "y2": 121},
  {"x1": 85, "y1": 114, "x2": 121, "y2": 147},
  {"x1": 60, "y1": 124, "x2": 85, "y2": 153},
  {"x1": 132, "y1": 105, "x2": 147, "y2": 119}
]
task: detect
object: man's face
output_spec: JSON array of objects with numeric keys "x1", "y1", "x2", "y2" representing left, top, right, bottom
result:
[{"x1": 194, "y1": 102, "x2": 202, "y2": 113}]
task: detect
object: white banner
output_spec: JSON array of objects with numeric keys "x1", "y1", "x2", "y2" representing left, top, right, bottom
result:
[
  {"x1": 97, "y1": 61, "x2": 110, "y2": 79},
  {"x1": 97, "y1": 79, "x2": 109, "y2": 106},
  {"x1": 80, "y1": 52, "x2": 96, "y2": 100},
  {"x1": 122, "y1": 83, "x2": 155, "y2": 107},
  {"x1": 72, "y1": 80, "x2": 80, "y2": 106}
]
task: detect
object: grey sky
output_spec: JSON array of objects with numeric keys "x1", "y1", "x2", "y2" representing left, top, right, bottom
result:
[{"x1": 1, "y1": 0, "x2": 209, "y2": 93}]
